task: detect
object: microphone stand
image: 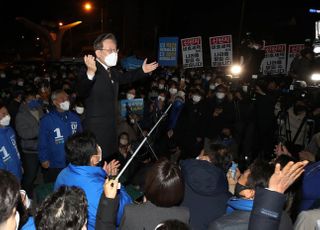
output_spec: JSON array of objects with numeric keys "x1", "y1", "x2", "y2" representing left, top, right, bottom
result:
[
  {"x1": 116, "y1": 103, "x2": 172, "y2": 180},
  {"x1": 126, "y1": 104, "x2": 158, "y2": 160}
]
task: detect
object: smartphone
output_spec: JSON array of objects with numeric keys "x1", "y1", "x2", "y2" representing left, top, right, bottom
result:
[{"x1": 230, "y1": 162, "x2": 238, "y2": 179}]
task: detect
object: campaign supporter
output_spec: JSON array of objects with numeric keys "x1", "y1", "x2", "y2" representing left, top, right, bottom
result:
[
  {"x1": 180, "y1": 144, "x2": 231, "y2": 230},
  {"x1": 209, "y1": 160, "x2": 293, "y2": 230},
  {"x1": 300, "y1": 161, "x2": 320, "y2": 211},
  {"x1": 249, "y1": 161, "x2": 308, "y2": 230},
  {"x1": 7, "y1": 90, "x2": 23, "y2": 128},
  {"x1": 253, "y1": 80, "x2": 279, "y2": 159},
  {"x1": 54, "y1": 131, "x2": 132, "y2": 230},
  {"x1": 38, "y1": 89, "x2": 82, "y2": 183},
  {"x1": 95, "y1": 178, "x2": 119, "y2": 230},
  {"x1": 175, "y1": 88, "x2": 206, "y2": 159},
  {"x1": 15, "y1": 90, "x2": 44, "y2": 196},
  {"x1": 203, "y1": 84, "x2": 236, "y2": 144},
  {"x1": 0, "y1": 169, "x2": 21, "y2": 230},
  {"x1": 167, "y1": 90, "x2": 185, "y2": 132},
  {"x1": 35, "y1": 186, "x2": 88, "y2": 230},
  {"x1": 117, "y1": 87, "x2": 139, "y2": 143},
  {"x1": 120, "y1": 159, "x2": 190, "y2": 230},
  {"x1": 0, "y1": 102, "x2": 22, "y2": 181}
]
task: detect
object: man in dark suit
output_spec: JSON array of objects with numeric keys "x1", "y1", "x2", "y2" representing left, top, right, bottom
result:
[{"x1": 78, "y1": 33, "x2": 158, "y2": 159}]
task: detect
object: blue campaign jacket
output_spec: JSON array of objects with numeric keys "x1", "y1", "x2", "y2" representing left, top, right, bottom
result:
[
  {"x1": 0, "y1": 126, "x2": 22, "y2": 180},
  {"x1": 38, "y1": 110, "x2": 82, "y2": 168},
  {"x1": 226, "y1": 197, "x2": 254, "y2": 214},
  {"x1": 167, "y1": 98, "x2": 185, "y2": 130},
  {"x1": 301, "y1": 161, "x2": 320, "y2": 211},
  {"x1": 21, "y1": 217, "x2": 36, "y2": 230},
  {"x1": 54, "y1": 164, "x2": 132, "y2": 230}
]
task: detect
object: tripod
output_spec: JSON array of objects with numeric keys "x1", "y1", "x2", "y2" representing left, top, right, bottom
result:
[
  {"x1": 126, "y1": 104, "x2": 158, "y2": 160},
  {"x1": 116, "y1": 103, "x2": 172, "y2": 180}
]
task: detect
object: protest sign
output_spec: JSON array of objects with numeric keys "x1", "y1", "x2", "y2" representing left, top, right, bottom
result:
[{"x1": 181, "y1": 36, "x2": 203, "y2": 69}]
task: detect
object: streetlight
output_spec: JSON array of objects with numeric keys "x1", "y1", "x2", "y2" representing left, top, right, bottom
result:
[
  {"x1": 83, "y1": 2, "x2": 93, "y2": 12},
  {"x1": 83, "y1": 1, "x2": 104, "y2": 33},
  {"x1": 59, "y1": 22, "x2": 64, "y2": 27}
]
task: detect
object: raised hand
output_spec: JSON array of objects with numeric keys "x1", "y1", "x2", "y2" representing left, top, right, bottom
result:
[
  {"x1": 103, "y1": 160, "x2": 120, "y2": 176},
  {"x1": 142, "y1": 58, "x2": 158, "y2": 74},
  {"x1": 84, "y1": 55, "x2": 97, "y2": 76},
  {"x1": 268, "y1": 160, "x2": 308, "y2": 194},
  {"x1": 274, "y1": 143, "x2": 291, "y2": 158},
  {"x1": 103, "y1": 178, "x2": 119, "y2": 199}
]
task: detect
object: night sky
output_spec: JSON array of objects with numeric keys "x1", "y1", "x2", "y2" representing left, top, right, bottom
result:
[{"x1": 1, "y1": 0, "x2": 320, "y2": 60}]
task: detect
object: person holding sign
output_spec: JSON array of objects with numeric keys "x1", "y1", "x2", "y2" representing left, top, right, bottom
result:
[{"x1": 78, "y1": 33, "x2": 158, "y2": 159}]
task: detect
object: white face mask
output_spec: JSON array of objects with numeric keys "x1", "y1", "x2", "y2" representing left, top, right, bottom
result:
[
  {"x1": 0, "y1": 115, "x2": 11, "y2": 126},
  {"x1": 242, "y1": 85, "x2": 248, "y2": 93},
  {"x1": 215, "y1": 83, "x2": 221, "y2": 87},
  {"x1": 209, "y1": 84, "x2": 216, "y2": 90},
  {"x1": 127, "y1": 93, "x2": 135, "y2": 100},
  {"x1": 120, "y1": 138, "x2": 129, "y2": 145},
  {"x1": 15, "y1": 211, "x2": 20, "y2": 230},
  {"x1": 172, "y1": 77, "x2": 178, "y2": 83},
  {"x1": 97, "y1": 145, "x2": 102, "y2": 163},
  {"x1": 158, "y1": 96, "x2": 166, "y2": 102},
  {"x1": 216, "y1": 92, "x2": 226, "y2": 99},
  {"x1": 59, "y1": 101, "x2": 70, "y2": 111},
  {"x1": 169, "y1": 88, "x2": 178, "y2": 95},
  {"x1": 75, "y1": 106, "x2": 84, "y2": 114},
  {"x1": 192, "y1": 95, "x2": 201, "y2": 103},
  {"x1": 104, "y1": 52, "x2": 118, "y2": 67},
  {"x1": 17, "y1": 81, "x2": 24, "y2": 86},
  {"x1": 158, "y1": 84, "x2": 165, "y2": 90}
]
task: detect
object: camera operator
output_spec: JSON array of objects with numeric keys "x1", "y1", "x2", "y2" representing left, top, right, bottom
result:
[
  {"x1": 289, "y1": 48, "x2": 314, "y2": 82},
  {"x1": 279, "y1": 91, "x2": 312, "y2": 155}
]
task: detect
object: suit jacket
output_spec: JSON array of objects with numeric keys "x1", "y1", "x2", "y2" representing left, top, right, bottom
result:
[
  {"x1": 249, "y1": 188, "x2": 287, "y2": 230},
  {"x1": 120, "y1": 201, "x2": 190, "y2": 230},
  {"x1": 77, "y1": 61, "x2": 147, "y2": 157}
]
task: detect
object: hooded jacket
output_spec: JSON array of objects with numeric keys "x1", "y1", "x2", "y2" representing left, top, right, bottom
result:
[
  {"x1": 15, "y1": 103, "x2": 43, "y2": 154},
  {"x1": 0, "y1": 126, "x2": 22, "y2": 180},
  {"x1": 54, "y1": 164, "x2": 132, "y2": 230},
  {"x1": 38, "y1": 109, "x2": 82, "y2": 168},
  {"x1": 180, "y1": 159, "x2": 230, "y2": 230}
]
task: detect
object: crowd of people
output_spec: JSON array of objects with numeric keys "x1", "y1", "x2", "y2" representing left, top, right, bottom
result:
[{"x1": 1, "y1": 33, "x2": 320, "y2": 229}]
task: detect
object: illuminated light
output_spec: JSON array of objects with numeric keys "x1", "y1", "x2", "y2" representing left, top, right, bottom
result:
[
  {"x1": 309, "y1": 9, "x2": 320, "y2": 14},
  {"x1": 59, "y1": 22, "x2": 63, "y2": 26},
  {"x1": 311, "y1": 73, "x2": 320, "y2": 81},
  {"x1": 36, "y1": 37, "x2": 40, "y2": 41},
  {"x1": 230, "y1": 65, "x2": 242, "y2": 75},
  {"x1": 83, "y1": 2, "x2": 93, "y2": 11},
  {"x1": 314, "y1": 46, "x2": 320, "y2": 54}
]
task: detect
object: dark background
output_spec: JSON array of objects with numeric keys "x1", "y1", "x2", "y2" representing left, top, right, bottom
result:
[{"x1": 1, "y1": 0, "x2": 320, "y2": 61}]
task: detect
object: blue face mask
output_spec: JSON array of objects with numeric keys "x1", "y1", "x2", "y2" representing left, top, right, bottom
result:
[{"x1": 28, "y1": 99, "x2": 41, "y2": 110}]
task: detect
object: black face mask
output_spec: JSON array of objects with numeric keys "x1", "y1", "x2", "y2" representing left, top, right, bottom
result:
[{"x1": 234, "y1": 182, "x2": 251, "y2": 198}]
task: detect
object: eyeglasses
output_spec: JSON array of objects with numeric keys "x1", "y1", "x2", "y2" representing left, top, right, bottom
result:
[{"x1": 98, "y1": 48, "x2": 119, "y2": 54}]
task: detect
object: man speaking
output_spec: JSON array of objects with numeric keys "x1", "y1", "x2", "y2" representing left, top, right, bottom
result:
[{"x1": 78, "y1": 33, "x2": 158, "y2": 159}]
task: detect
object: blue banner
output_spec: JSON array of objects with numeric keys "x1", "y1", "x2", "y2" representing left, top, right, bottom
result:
[
  {"x1": 119, "y1": 98, "x2": 144, "y2": 118},
  {"x1": 158, "y1": 37, "x2": 179, "y2": 66},
  {"x1": 121, "y1": 55, "x2": 144, "y2": 71}
]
